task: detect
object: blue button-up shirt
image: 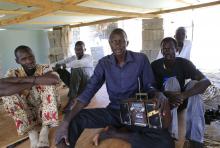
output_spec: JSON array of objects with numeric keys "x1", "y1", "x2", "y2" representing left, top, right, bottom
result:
[{"x1": 78, "y1": 50, "x2": 156, "y2": 109}]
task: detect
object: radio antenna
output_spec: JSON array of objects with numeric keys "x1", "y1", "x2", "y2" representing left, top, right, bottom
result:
[{"x1": 138, "y1": 77, "x2": 141, "y2": 100}]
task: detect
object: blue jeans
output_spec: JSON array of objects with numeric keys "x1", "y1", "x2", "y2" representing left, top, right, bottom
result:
[
  {"x1": 164, "y1": 77, "x2": 205, "y2": 143},
  {"x1": 68, "y1": 107, "x2": 174, "y2": 148}
]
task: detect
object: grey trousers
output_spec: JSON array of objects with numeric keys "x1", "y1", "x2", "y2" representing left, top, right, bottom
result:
[
  {"x1": 68, "y1": 68, "x2": 89, "y2": 98},
  {"x1": 56, "y1": 67, "x2": 89, "y2": 99},
  {"x1": 164, "y1": 77, "x2": 205, "y2": 143}
]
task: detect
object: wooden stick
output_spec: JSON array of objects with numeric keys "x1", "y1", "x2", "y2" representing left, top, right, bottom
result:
[{"x1": 5, "y1": 135, "x2": 29, "y2": 148}]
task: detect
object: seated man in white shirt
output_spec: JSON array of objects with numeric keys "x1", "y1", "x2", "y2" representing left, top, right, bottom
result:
[
  {"x1": 54, "y1": 41, "x2": 93, "y2": 113},
  {"x1": 157, "y1": 27, "x2": 192, "y2": 60}
]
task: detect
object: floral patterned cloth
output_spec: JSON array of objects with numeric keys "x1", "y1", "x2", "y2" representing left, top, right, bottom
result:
[{"x1": 1, "y1": 64, "x2": 59, "y2": 135}]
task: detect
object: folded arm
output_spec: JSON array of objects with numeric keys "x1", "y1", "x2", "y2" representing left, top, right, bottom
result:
[
  {"x1": 0, "y1": 72, "x2": 59, "y2": 97},
  {"x1": 164, "y1": 77, "x2": 211, "y2": 108},
  {"x1": 181, "y1": 61, "x2": 211, "y2": 99},
  {"x1": 65, "y1": 55, "x2": 93, "y2": 68},
  {"x1": 0, "y1": 81, "x2": 33, "y2": 97},
  {"x1": 182, "y1": 77, "x2": 211, "y2": 99}
]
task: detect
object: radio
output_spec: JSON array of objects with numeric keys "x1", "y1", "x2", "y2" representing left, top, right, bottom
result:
[{"x1": 120, "y1": 93, "x2": 163, "y2": 129}]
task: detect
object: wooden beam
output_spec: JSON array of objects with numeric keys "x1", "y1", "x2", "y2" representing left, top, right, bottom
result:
[
  {"x1": 62, "y1": 0, "x2": 89, "y2": 5},
  {"x1": 0, "y1": 9, "x2": 99, "y2": 16},
  {"x1": 0, "y1": 0, "x2": 156, "y2": 17},
  {"x1": 52, "y1": 11, "x2": 98, "y2": 16},
  {"x1": 70, "y1": 17, "x2": 134, "y2": 28},
  {"x1": 0, "y1": 0, "x2": 89, "y2": 26},
  {"x1": 0, "y1": 0, "x2": 88, "y2": 8},
  {"x1": 69, "y1": 1, "x2": 220, "y2": 29},
  {"x1": 0, "y1": 9, "x2": 97, "y2": 16},
  {"x1": 149, "y1": 0, "x2": 220, "y2": 14},
  {"x1": 0, "y1": 8, "x2": 57, "y2": 26},
  {"x1": 0, "y1": 9, "x2": 28, "y2": 15},
  {"x1": 1, "y1": 0, "x2": 219, "y2": 28},
  {"x1": 0, "y1": 0, "x2": 55, "y2": 8}
]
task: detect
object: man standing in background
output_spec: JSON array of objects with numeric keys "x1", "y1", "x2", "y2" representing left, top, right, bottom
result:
[{"x1": 157, "y1": 27, "x2": 192, "y2": 60}]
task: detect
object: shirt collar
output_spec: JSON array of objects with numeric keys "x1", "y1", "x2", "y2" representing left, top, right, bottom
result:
[
  {"x1": 109, "y1": 50, "x2": 134, "y2": 66},
  {"x1": 20, "y1": 64, "x2": 41, "y2": 76}
]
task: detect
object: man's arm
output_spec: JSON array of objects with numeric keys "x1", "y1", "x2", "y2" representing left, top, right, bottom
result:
[
  {"x1": 65, "y1": 55, "x2": 93, "y2": 68},
  {"x1": 141, "y1": 54, "x2": 157, "y2": 95},
  {"x1": 1, "y1": 72, "x2": 59, "y2": 84},
  {"x1": 53, "y1": 56, "x2": 76, "y2": 70},
  {"x1": 34, "y1": 72, "x2": 60, "y2": 85},
  {"x1": 55, "y1": 60, "x2": 105, "y2": 146},
  {"x1": 182, "y1": 77, "x2": 211, "y2": 99},
  {"x1": 142, "y1": 55, "x2": 172, "y2": 127},
  {"x1": 181, "y1": 60, "x2": 211, "y2": 99},
  {"x1": 165, "y1": 60, "x2": 211, "y2": 106},
  {"x1": 62, "y1": 60, "x2": 105, "y2": 123},
  {"x1": 0, "y1": 80, "x2": 33, "y2": 97},
  {"x1": 55, "y1": 100, "x2": 86, "y2": 147},
  {"x1": 166, "y1": 77, "x2": 211, "y2": 108},
  {"x1": 0, "y1": 72, "x2": 59, "y2": 97},
  {"x1": 55, "y1": 56, "x2": 75, "y2": 66}
]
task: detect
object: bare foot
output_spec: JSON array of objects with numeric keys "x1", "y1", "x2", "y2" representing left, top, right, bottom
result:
[
  {"x1": 56, "y1": 139, "x2": 69, "y2": 148},
  {"x1": 29, "y1": 130, "x2": 39, "y2": 148},
  {"x1": 92, "y1": 126, "x2": 109, "y2": 146},
  {"x1": 93, "y1": 126, "x2": 132, "y2": 146},
  {"x1": 37, "y1": 126, "x2": 49, "y2": 148}
]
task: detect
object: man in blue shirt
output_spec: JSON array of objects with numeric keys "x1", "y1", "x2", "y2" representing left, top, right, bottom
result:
[{"x1": 55, "y1": 28, "x2": 174, "y2": 148}]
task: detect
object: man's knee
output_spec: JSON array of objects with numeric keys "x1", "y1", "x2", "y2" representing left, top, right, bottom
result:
[
  {"x1": 2, "y1": 95, "x2": 25, "y2": 112},
  {"x1": 164, "y1": 77, "x2": 181, "y2": 91},
  {"x1": 69, "y1": 110, "x2": 88, "y2": 128},
  {"x1": 185, "y1": 80, "x2": 204, "y2": 112},
  {"x1": 35, "y1": 85, "x2": 57, "y2": 96},
  {"x1": 71, "y1": 67, "x2": 84, "y2": 75}
]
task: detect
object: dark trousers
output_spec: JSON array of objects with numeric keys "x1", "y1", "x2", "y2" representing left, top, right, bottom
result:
[
  {"x1": 56, "y1": 68, "x2": 89, "y2": 99},
  {"x1": 68, "y1": 107, "x2": 175, "y2": 148}
]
